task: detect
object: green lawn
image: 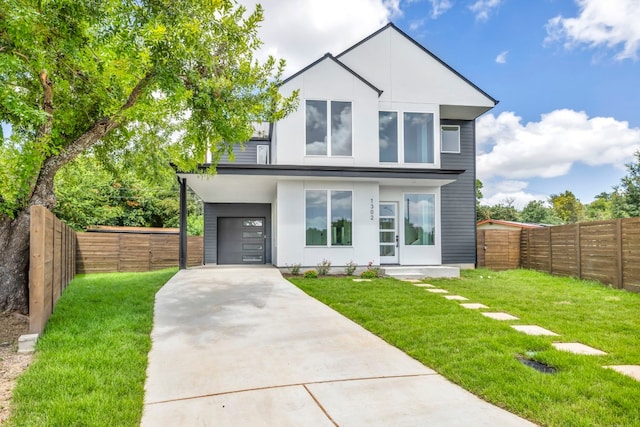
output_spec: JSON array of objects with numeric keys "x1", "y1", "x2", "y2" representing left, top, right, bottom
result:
[
  {"x1": 289, "y1": 269, "x2": 640, "y2": 427},
  {"x1": 9, "y1": 268, "x2": 176, "y2": 427}
]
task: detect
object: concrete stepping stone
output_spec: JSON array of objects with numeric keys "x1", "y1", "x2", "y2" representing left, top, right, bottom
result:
[
  {"x1": 402, "y1": 279, "x2": 422, "y2": 283},
  {"x1": 444, "y1": 295, "x2": 468, "y2": 301},
  {"x1": 413, "y1": 283, "x2": 435, "y2": 288},
  {"x1": 604, "y1": 365, "x2": 640, "y2": 381},
  {"x1": 511, "y1": 325, "x2": 559, "y2": 336},
  {"x1": 352, "y1": 279, "x2": 372, "y2": 282},
  {"x1": 460, "y1": 303, "x2": 488, "y2": 309},
  {"x1": 552, "y1": 342, "x2": 607, "y2": 355},
  {"x1": 482, "y1": 312, "x2": 519, "y2": 321},
  {"x1": 426, "y1": 289, "x2": 448, "y2": 293}
]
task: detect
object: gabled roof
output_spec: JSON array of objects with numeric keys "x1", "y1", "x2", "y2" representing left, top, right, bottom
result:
[
  {"x1": 337, "y1": 22, "x2": 497, "y2": 106},
  {"x1": 281, "y1": 53, "x2": 383, "y2": 96}
]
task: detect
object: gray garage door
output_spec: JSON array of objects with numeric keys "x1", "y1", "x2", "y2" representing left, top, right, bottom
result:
[{"x1": 217, "y1": 217, "x2": 266, "y2": 264}]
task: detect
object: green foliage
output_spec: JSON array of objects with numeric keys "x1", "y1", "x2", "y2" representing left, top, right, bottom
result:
[
  {"x1": 360, "y1": 270, "x2": 377, "y2": 279},
  {"x1": 303, "y1": 270, "x2": 318, "y2": 279},
  {"x1": 611, "y1": 151, "x2": 640, "y2": 218},
  {"x1": 9, "y1": 269, "x2": 176, "y2": 426},
  {"x1": 550, "y1": 190, "x2": 585, "y2": 224},
  {"x1": 0, "y1": 0, "x2": 298, "y2": 218},
  {"x1": 315, "y1": 258, "x2": 331, "y2": 276},
  {"x1": 287, "y1": 263, "x2": 302, "y2": 276},
  {"x1": 520, "y1": 200, "x2": 561, "y2": 224},
  {"x1": 344, "y1": 260, "x2": 358, "y2": 276},
  {"x1": 53, "y1": 154, "x2": 204, "y2": 233}
]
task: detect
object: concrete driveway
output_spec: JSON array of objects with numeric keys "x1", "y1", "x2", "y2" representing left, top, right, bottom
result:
[{"x1": 141, "y1": 267, "x2": 534, "y2": 426}]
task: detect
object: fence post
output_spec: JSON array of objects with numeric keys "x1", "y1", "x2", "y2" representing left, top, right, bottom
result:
[
  {"x1": 547, "y1": 227, "x2": 552, "y2": 274},
  {"x1": 575, "y1": 223, "x2": 581, "y2": 280},
  {"x1": 617, "y1": 219, "x2": 623, "y2": 289}
]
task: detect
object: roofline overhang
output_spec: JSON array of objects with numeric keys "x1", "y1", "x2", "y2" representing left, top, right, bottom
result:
[{"x1": 177, "y1": 163, "x2": 465, "y2": 181}]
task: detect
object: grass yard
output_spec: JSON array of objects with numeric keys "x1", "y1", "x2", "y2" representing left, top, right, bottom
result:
[
  {"x1": 290, "y1": 269, "x2": 640, "y2": 427},
  {"x1": 8, "y1": 268, "x2": 176, "y2": 427}
]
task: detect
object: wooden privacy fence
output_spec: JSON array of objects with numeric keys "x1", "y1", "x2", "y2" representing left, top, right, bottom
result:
[
  {"x1": 76, "y1": 231, "x2": 203, "y2": 273},
  {"x1": 478, "y1": 218, "x2": 640, "y2": 292},
  {"x1": 477, "y1": 229, "x2": 522, "y2": 271},
  {"x1": 29, "y1": 205, "x2": 77, "y2": 334}
]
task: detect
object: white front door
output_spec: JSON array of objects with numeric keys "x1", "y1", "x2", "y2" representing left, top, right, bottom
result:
[{"x1": 379, "y1": 202, "x2": 399, "y2": 264}]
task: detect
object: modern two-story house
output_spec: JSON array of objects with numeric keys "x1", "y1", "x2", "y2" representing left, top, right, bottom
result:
[{"x1": 177, "y1": 23, "x2": 497, "y2": 273}]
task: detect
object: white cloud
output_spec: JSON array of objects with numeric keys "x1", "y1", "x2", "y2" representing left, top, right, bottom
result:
[
  {"x1": 469, "y1": 0, "x2": 503, "y2": 22},
  {"x1": 481, "y1": 182, "x2": 547, "y2": 210},
  {"x1": 477, "y1": 109, "x2": 640, "y2": 181},
  {"x1": 495, "y1": 50, "x2": 508, "y2": 64},
  {"x1": 429, "y1": 0, "x2": 453, "y2": 18},
  {"x1": 239, "y1": 0, "x2": 401, "y2": 74},
  {"x1": 545, "y1": 0, "x2": 640, "y2": 60}
]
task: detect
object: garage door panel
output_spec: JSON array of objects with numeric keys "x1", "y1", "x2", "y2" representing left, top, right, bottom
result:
[{"x1": 217, "y1": 217, "x2": 265, "y2": 264}]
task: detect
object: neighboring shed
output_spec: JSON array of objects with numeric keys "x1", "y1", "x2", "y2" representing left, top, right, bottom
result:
[
  {"x1": 477, "y1": 219, "x2": 545, "y2": 231},
  {"x1": 476, "y1": 220, "x2": 544, "y2": 270}
]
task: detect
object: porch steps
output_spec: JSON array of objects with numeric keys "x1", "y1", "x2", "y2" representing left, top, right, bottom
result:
[{"x1": 382, "y1": 266, "x2": 460, "y2": 280}]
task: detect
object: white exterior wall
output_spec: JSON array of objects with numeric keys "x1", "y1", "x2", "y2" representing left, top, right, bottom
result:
[
  {"x1": 338, "y1": 28, "x2": 494, "y2": 108},
  {"x1": 277, "y1": 58, "x2": 380, "y2": 166},
  {"x1": 275, "y1": 179, "x2": 379, "y2": 267},
  {"x1": 379, "y1": 186, "x2": 442, "y2": 265}
]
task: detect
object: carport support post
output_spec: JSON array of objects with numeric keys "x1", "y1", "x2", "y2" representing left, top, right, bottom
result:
[{"x1": 179, "y1": 177, "x2": 188, "y2": 270}]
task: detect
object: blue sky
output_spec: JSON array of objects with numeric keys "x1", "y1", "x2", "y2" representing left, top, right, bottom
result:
[
  {"x1": 5, "y1": 0, "x2": 639, "y2": 208},
  {"x1": 241, "y1": 0, "x2": 640, "y2": 207}
]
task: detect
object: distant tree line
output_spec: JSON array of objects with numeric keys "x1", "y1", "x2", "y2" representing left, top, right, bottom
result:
[{"x1": 477, "y1": 151, "x2": 640, "y2": 224}]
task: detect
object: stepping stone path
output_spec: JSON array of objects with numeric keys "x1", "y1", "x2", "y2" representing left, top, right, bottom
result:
[
  {"x1": 552, "y1": 342, "x2": 607, "y2": 355},
  {"x1": 444, "y1": 295, "x2": 468, "y2": 301},
  {"x1": 402, "y1": 279, "x2": 422, "y2": 283},
  {"x1": 605, "y1": 365, "x2": 640, "y2": 382},
  {"x1": 482, "y1": 312, "x2": 519, "y2": 321},
  {"x1": 410, "y1": 281, "x2": 630, "y2": 380},
  {"x1": 352, "y1": 279, "x2": 372, "y2": 282},
  {"x1": 511, "y1": 325, "x2": 559, "y2": 336},
  {"x1": 460, "y1": 303, "x2": 489, "y2": 309}
]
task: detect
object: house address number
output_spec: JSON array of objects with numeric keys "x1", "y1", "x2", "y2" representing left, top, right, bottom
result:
[{"x1": 370, "y1": 198, "x2": 375, "y2": 221}]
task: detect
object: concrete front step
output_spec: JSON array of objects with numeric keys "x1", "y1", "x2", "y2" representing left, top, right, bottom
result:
[{"x1": 382, "y1": 266, "x2": 460, "y2": 279}]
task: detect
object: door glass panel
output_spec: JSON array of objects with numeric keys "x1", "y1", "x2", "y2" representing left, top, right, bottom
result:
[
  {"x1": 243, "y1": 231, "x2": 263, "y2": 238},
  {"x1": 379, "y1": 232, "x2": 395, "y2": 243},
  {"x1": 243, "y1": 219, "x2": 263, "y2": 227},
  {"x1": 380, "y1": 245, "x2": 395, "y2": 256},
  {"x1": 243, "y1": 255, "x2": 263, "y2": 262},
  {"x1": 243, "y1": 244, "x2": 263, "y2": 250},
  {"x1": 380, "y1": 204, "x2": 395, "y2": 217},
  {"x1": 380, "y1": 218, "x2": 395, "y2": 230}
]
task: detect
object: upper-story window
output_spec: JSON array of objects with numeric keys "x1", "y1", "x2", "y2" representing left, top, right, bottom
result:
[
  {"x1": 379, "y1": 111, "x2": 435, "y2": 164},
  {"x1": 306, "y1": 100, "x2": 352, "y2": 156},
  {"x1": 441, "y1": 125, "x2": 460, "y2": 153}
]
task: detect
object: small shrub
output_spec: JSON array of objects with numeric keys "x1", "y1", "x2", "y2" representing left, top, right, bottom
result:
[
  {"x1": 365, "y1": 260, "x2": 382, "y2": 277},
  {"x1": 304, "y1": 269, "x2": 318, "y2": 279},
  {"x1": 360, "y1": 270, "x2": 377, "y2": 279},
  {"x1": 316, "y1": 259, "x2": 331, "y2": 276},
  {"x1": 287, "y1": 263, "x2": 302, "y2": 276},
  {"x1": 344, "y1": 261, "x2": 358, "y2": 276}
]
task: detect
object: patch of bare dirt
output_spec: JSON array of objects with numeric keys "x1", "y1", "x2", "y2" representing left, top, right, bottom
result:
[{"x1": 0, "y1": 312, "x2": 31, "y2": 425}]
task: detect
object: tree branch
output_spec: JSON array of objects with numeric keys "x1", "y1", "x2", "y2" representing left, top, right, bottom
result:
[{"x1": 28, "y1": 72, "x2": 154, "y2": 208}]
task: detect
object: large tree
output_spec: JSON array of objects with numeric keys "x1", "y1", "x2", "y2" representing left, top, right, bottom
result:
[
  {"x1": 549, "y1": 191, "x2": 585, "y2": 224},
  {"x1": 0, "y1": 0, "x2": 297, "y2": 312},
  {"x1": 611, "y1": 151, "x2": 640, "y2": 218}
]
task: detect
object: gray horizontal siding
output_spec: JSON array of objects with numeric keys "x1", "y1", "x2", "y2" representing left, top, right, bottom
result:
[
  {"x1": 440, "y1": 120, "x2": 476, "y2": 265},
  {"x1": 218, "y1": 141, "x2": 270, "y2": 165}
]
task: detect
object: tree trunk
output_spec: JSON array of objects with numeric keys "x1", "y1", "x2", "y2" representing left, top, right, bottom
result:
[{"x1": 0, "y1": 209, "x2": 31, "y2": 313}]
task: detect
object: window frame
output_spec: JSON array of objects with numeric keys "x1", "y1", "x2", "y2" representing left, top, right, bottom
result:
[
  {"x1": 378, "y1": 108, "x2": 438, "y2": 166},
  {"x1": 440, "y1": 125, "x2": 461, "y2": 154},
  {"x1": 403, "y1": 193, "x2": 436, "y2": 246},
  {"x1": 305, "y1": 99, "x2": 353, "y2": 157},
  {"x1": 305, "y1": 189, "x2": 353, "y2": 247}
]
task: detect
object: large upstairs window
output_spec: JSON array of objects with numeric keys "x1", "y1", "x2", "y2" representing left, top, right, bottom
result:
[
  {"x1": 379, "y1": 111, "x2": 436, "y2": 165},
  {"x1": 306, "y1": 100, "x2": 352, "y2": 156}
]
